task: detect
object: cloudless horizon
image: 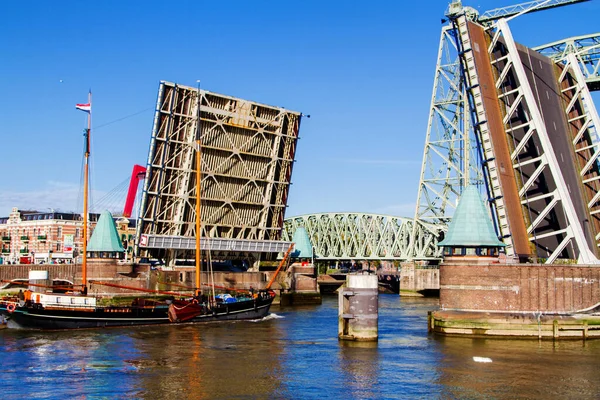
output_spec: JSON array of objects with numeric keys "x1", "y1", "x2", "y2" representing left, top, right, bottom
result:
[{"x1": 1, "y1": 0, "x2": 599, "y2": 219}]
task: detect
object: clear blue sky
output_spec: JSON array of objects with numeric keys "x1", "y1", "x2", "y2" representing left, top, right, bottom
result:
[{"x1": 1, "y1": 0, "x2": 598, "y2": 218}]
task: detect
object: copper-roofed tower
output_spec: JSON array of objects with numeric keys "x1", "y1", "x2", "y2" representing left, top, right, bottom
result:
[
  {"x1": 87, "y1": 210, "x2": 125, "y2": 259},
  {"x1": 291, "y1": 227, "x2": 313, "y2": 259},
  {"x1": 438, "y1": 186, "x2": 505, "y2": 263}
]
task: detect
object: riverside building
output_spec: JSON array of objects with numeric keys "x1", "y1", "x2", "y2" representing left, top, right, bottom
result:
[{"x1": 0, "y1": 207, "x2": 100, "y2": 264}]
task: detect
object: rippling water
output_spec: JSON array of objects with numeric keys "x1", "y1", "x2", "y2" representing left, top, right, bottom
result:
[{"x1": 2, "y1": 295, "x2": 600, "y2": 399}]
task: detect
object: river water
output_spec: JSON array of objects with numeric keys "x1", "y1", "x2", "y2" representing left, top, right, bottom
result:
[{"x1": 1, "y1": 295, "x2": 599, "y2": 399}]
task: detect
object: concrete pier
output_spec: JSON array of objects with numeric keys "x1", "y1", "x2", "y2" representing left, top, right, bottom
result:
[
  {"x1": 399, "y1": 261, "x2": 439, "y2": 296},
  {"x1": 429, "y1": 310, "x2": 600, "y2": 339},
  {"x1": 339, "y1": 273, "x2": 378, "y2": 341}
]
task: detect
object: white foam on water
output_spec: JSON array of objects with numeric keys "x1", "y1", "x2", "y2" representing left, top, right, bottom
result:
[
  {"x1": 473, "y1": 356, "x2": 493, "y2": 363},
  {"x1": 250, "y1": 313, "x2": 285, "y2": 322}
]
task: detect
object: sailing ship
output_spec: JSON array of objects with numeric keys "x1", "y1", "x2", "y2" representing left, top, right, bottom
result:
[{"x1": 0, "y1": 91, "x2": 291, "y2": 329}]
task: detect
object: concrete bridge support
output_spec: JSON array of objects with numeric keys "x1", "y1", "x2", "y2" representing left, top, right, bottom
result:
[
  {"x1": 339, "y1": 274, "x2": 378, "y2": 341},
  {"x1": 399, "y1": 262, "x2": 440, "y2": 295}
]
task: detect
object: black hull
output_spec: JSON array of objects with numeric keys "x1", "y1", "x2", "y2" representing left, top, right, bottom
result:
[{"x1": 0, "y1": 297, "x2": 273, "y2": 330}]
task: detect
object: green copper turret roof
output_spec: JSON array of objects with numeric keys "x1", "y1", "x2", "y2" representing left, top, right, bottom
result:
[
  {"x1": 87, "y1": 210, "x2": 125, "y2": 252},
  {"x1": 438, "y1": 186, "x2": 506, "y2": 247},
  {"x1": 291, "y1": 227, "x2": 313, "y2": 258}
]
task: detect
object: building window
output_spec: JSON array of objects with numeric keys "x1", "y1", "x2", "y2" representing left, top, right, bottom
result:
[
  {"x1": 75, "y1": 228, "x2": 80, "y2": 239},
  {"x1": 56, "y1": 243, "x2": 61, "y2": 251},
  {"x1": 57, "y1": 227, "x2": 62, "y2": 238}
]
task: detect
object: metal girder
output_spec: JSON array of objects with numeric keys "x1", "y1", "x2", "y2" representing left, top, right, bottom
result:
[
  {"x1": 477, "y1": 0, "x2": 589, "y2": 25},
  {"x1": 283, "y1": 213, "x2": 443, "y2": 261},
  {"x1": 413, "y1": 24, "x2": 483, "y2": 229},
  {"x1": 139, "y1": 234, "x2": 292, "y2": 253},
  {"x1": 534, "y1": 33, "x2": 600, "y2": 91},
  {"x1": 445, "y1": 1, "x2": 588, "y2": 26},
  {"x1": 557, "y1": 53, "x2": 600, "y2": 247},
  {"x1": 450, "y1": 15, "x2": 522, "y2": 257},
  {"x1": 489, "y1": 20, "x2": 598, "y2": 263},
  {"x1": 136, "y1": 82, "x2": 302, "y2": 259},
  {"x1": 422, "y1": 2, "x2": 600, "y2": 264}
]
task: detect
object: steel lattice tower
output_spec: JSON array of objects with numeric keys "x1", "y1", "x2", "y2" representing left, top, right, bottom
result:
[{"x1": 413, "y1": 0, "x2": 600, "y2": 264}]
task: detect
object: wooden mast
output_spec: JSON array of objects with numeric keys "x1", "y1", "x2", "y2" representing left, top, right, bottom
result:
[
  {"x1": 195, "y1": 84, "x2": 202, "y2": 297},
  {"x1": 81, "y1": 91, "x2": 91, "y2": 292}
]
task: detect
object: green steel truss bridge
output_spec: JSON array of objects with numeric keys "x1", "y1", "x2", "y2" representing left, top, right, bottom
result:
[{"x1": 282, "y1": 213, "x2": 443, "y2": 261}]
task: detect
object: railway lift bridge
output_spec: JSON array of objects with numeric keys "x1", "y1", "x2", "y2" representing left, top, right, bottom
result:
[
  {"x1": 136, "y1": 1, "x2": 600, "y2": 266},
  {"x1": 285, "y1": 0, "x2": 600, "y2": 263}
]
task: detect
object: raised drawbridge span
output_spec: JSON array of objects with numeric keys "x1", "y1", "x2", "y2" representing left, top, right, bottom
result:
[
  {"x1": 413, "y1": 0, "x2": 600, "y2": 264},
  {"x1": 283, "y1": 213, "x2": 442, "y2": 261}
]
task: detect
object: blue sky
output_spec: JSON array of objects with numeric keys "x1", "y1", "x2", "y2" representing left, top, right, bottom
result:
[{"x1": 1, "y1": 0, "x2": 599, "y2": 219}]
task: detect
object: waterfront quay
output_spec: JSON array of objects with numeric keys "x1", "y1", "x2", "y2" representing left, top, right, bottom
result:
[{"x1": 2, "y1": 295, "x2": 600, "y2": 399}]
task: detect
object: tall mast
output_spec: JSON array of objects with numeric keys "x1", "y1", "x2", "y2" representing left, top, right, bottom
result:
[
  {"x1": 195, "y1": 84, "x2": 202, "y2": 297},
  {"x1": 82, "y1": 91, "x2": 92, "y2": 291}
]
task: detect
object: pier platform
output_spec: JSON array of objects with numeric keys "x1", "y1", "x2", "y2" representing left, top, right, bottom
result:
[{"x1": 429, "y1": 310, "x2": 600, "y2": 339}]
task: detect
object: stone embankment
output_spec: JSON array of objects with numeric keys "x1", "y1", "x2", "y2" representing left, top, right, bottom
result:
[
  {"x1": 399, "y1": 262, "x2": 439, "y2": 295},
  {"x1": 0, "y1": 260, "x2": 320, "y2": 304}
]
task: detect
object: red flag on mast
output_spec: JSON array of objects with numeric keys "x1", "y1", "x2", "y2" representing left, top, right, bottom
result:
[{"x1": 76, "y1": 103, "x2": 91, "y2": 112}]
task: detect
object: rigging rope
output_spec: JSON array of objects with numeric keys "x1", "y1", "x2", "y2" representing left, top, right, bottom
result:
[
  {"x1": 91, "y1": 175, "x2": 131, "y2": 214},
  {"x1": 89, "y1": 280, "x2": 192, "y2": 297},
  {"x1": 94, "y1": 107, "x2": 153, "y2": 130}
]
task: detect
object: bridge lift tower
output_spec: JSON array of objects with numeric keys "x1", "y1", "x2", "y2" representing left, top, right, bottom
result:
[{"x1": 413, "y1": 0, "x2": 600, "y2": 263}]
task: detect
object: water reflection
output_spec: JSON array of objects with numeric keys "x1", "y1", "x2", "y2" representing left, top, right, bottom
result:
[
  {"x1": 434, "y1": 336, "x2": 600, "y2": 399},
  {"x1": 124, "y1": 321, "x2": 285, "y2": 399},
  {"x1": 1, "y1": 296, "x2": 600, "y2": 399},
  {"x1": 338, "y1": 341, "x2": 380, "y2": 399}
]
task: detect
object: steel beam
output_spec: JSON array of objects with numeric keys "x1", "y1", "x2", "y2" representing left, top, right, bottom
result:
[
  {"x1": 137, "y1": 82, "x2": 302, "y2": 260},
  {"x1": 535, "y1": 33, "x2": 600, "y2": 91},
  {"x1": 284, "y1": 213, "x2": 442, "y2": 261}
]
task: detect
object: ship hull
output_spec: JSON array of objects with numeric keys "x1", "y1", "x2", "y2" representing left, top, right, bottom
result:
[
  {"x1": 0, "y1": 295, "x2": 274, "y2": 330},
  {"x1": 2, "y1": 306, "x2": 170, "y2": 329},
  {"x1": 168, "y1": 293, "x2": 274, "y2": 323}
]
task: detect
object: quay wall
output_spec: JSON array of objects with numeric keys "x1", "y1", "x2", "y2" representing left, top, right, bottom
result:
[
  {"x1": 0, "y1": 264, "x2": 80, "y2": 283},
  {"x1": 400, "y1": 262, "x2": 439, "y2": 293},
  {"x1": 440, "y1": 263, "x2": 600, "y2": 313},
  {"x1": 0, "y1": 262, "x2": 285, "y2": 296}
]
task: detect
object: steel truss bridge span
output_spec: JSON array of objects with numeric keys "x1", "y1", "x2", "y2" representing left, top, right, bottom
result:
[
  {"x1": 534, "y1": 33, "x2": 600, "y2": 91},
  {"x1": 283, "y1": 213, "x2": 443, "y2": 261}
]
